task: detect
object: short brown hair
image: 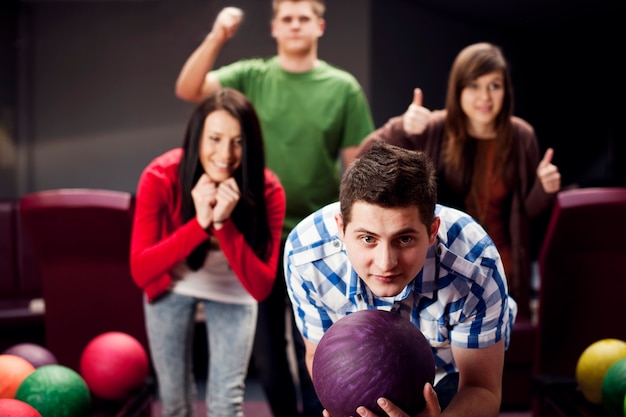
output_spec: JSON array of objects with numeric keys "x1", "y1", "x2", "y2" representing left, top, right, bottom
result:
[
  {"x1": 339, "y1": 141, "x2": 437, "y2": 229},
  {"x1": 272, "y1": 0, "x2": 325, "y2": 18}
]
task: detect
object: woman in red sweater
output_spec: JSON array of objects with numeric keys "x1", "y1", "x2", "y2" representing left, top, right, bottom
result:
[{"x1": 130, "y1": 88, "x2": 285, "y2": 417}]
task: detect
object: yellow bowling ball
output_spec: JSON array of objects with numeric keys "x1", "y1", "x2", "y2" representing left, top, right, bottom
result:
[{"x1": 576, "y1": 338, "x2": 626, "y2": 404}]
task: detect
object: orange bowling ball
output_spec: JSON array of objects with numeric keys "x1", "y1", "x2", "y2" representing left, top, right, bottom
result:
[{"x1": 0, "y1": 355, "x2": 36, "y2": 399}]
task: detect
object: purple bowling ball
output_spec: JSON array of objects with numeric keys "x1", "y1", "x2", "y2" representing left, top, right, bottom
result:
[
  {"x1": 3, "y1": 343, "x2": 58, "y2": 368},
  {"x1": 312, "y1": 310, "x2": 435, "y2": 417}
]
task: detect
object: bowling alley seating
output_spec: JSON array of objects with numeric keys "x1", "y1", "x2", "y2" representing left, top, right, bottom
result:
[
  {"x1": 531, "y1": 187, "x2": 626, "y2": 416},
  {"x1": 502, "y1": 313, "x2": 537, "y2": 409},
  {"x1": 18, "y1": 188, "x2": 149, "y2": 373},
  {"x1": 0, "y1": 199, "x2": 45, "y2": 349},
  {"x1": 501, "y1": 220, "x2": 545, "y2": 409}
]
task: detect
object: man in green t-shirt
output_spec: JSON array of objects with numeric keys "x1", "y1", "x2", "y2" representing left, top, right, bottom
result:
[{"x1": 175, "y1": 1, "x2": 374, "y2": 417}]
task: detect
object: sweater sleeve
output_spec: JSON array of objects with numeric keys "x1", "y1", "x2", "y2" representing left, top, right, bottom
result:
[
  {"x1": 356, "y1": 112, "x2": 447, "y2": 160},
  {"x1": 515, "y1": 118, "x2": 554, "y2": 218},
  {"x1": 212, "y1": 169, "x2": 286, "y2": 301},
  {"x1": 357, "y1": 116, "x2": 413, "y2": 157},
  {"x1": 130, "y1": 165, "x2": 209, "y2": 291}
]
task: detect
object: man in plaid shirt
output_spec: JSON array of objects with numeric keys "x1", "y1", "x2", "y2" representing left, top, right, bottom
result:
[{"x1": 285, "y1": 142, "x2": 517, "y2": 416}]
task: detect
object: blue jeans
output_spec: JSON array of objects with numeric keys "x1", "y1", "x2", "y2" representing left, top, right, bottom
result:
[{"x1": 144, "y1": 292, "x2": 257, "y2": 417}]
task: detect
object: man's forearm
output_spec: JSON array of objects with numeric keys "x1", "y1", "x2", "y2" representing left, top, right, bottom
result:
[
  {"x1": 442, "y1": 386, "x2": 501, "y2": 417},
  {"x1": 175, "y1": 32, "x2": 224, "y2": 102}
]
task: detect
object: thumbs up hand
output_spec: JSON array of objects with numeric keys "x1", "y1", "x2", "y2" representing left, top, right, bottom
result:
[
  {"x1": 402, "y1": 88, "x2": 431, "y2": 135},
  {"x1": 536, "y1": 148, "x2": 561, "y2": 194}
]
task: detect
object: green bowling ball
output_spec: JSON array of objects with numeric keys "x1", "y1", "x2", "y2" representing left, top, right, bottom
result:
[
  {"x1": 602, "y1": 357, "x2": 626, "y2": 417},
  {"x1": 15, "y1": 365, "x2": 91, "y2": 417}
]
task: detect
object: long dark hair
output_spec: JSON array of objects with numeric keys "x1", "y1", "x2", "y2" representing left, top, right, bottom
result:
[
  {"x1": 442, "y1": 42, "x2": 515, "y2": 192},
  {"x1": 178, "y1": 88, "x2": 271, "y2": 270}
]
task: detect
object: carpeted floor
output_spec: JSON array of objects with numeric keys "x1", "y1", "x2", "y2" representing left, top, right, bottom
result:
[
  {"x1": 151, "y1": 401, "x2": 272, "y2": 417},
  {"x1": 151, "y1": 402, "x2": 531, "y2": 417},
  {"x1": 151, "y1": 400, "x2": 531, "y2": 417},
  {"x1": 150, "y1": 374, "x2": 272, "y2": 417},
  {"x1": 149, "y1": 374, "x2": 532, "y2": 417}
]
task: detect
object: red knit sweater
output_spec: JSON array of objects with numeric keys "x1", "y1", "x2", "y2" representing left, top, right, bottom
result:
[{"x1": 130, "y1": 148, "x2": 286, "y2": 302}]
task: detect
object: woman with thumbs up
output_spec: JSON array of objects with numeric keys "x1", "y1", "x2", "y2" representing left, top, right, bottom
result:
[{"x1": 358, "y1": 42, "x2": 560, "y2": 318}]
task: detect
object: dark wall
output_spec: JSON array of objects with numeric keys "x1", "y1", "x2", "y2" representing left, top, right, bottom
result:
[
  {"x1": 3, "y1": 0, "x2": 625, "y2": 197},
  {"x1": 17, "y1": 0, "x2": 271, "y2": 195},
  {"x1": 0, "y1": 0, "x2": 19, "y2": 198},
  {"x1": 6, "y1": 0, "x2": 370, "y2": 197},
  {"x1": 371, "y1": 0, "x2": 626, "y2": 189}
]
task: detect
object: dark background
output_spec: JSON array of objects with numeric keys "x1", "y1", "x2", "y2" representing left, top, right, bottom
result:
[
  {"x1": 1, "y1": 0, "x2": 624, "y2": 199},
  {"x1": 370, "y1": 0, "x2": 625, "y2": 190}
]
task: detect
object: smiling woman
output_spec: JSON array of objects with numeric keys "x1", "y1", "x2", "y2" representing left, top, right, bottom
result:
[
  {"x1": 198, "y1": 110, "x2": 243, "y2": 186},
  {"x1": 129, "y1": 87, "x2": 286, "y2": 417}
]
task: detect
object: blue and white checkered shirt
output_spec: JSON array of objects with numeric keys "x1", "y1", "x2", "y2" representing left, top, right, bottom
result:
[{"x1": 285, "y1": 201, "x2": 517, "y2": 382}]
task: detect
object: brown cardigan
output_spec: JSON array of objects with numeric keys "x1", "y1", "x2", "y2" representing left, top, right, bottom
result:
[{"x1": 358, "y1": 110, "x2": 554, "y2": 318}]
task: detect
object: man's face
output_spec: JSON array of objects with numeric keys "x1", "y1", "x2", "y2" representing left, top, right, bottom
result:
[
  {"x1": 336, "y1": 202, "x2": 439, "y2": 297},
  {"x1": 271, "y1": 1, "x2": 324, "y2": 55}
]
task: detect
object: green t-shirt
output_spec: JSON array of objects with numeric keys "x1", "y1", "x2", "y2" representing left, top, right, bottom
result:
[{"x1": 214, "y1": 57, "x2": 374, "y2": 238}]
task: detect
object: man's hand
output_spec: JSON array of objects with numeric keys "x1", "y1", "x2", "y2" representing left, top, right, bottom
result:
[
  {"x1": 402, "y1": 88, "x2": 431, "y2": 136},
  {"x1": 321, "y1": 383, "x2": 441, "y2": 417},
  {"x1": 210, "y1": 7, "x2": 244, "y2": 44},
  {"x1": 175, "y1": 7, "x2": 242, "y2": 102},
  {"x1": 414, "y1": 383, "x2": 441, "y2": 417}
]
